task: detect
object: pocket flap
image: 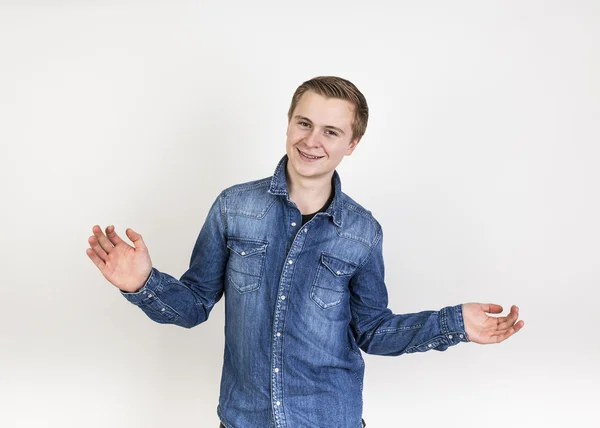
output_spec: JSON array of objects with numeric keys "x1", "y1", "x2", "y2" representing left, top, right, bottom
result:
[
  {"x1": 320, "y1": 253, "x2": 357, "y2": 277},
  {"x1": 227, "y1": 238, "x2": 268, "y2": 257}
]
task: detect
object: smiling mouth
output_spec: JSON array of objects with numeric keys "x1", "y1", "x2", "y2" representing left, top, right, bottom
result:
[{"x1": 297, "y1": 148, "x2": 324, "y2": 160}]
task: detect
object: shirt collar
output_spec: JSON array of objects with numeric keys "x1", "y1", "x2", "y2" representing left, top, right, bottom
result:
[{"x1": 268, "y1": 154, "x2": 343, "y2": 227}]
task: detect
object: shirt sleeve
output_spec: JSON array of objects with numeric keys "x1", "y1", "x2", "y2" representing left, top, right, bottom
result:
[
  {"x1": 348, "y1": 225, "x2": 469, "y2": 356},
  {"x1": 120, "y1": 193, "x2": 228, "y2": 329}
]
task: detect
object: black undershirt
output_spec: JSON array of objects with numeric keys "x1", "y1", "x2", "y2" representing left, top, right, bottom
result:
[{"x1": 301, "y1": 188, "x2": 335, "y2": 226}]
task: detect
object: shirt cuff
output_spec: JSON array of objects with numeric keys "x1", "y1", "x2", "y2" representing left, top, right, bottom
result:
[
  {"x1": 439, "y1": 304, "x2": 470, "y2": 344},
  {"x1": 119, "y1": 267, "x2": 160, "y2": 305}
]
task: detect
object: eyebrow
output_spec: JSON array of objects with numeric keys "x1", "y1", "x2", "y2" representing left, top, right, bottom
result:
[{"x1": 293, "y1": 115, "x2": 346, "y2": 135}]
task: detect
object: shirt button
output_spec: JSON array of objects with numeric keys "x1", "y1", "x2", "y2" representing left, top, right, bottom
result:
[
  {"x1": 142, "y1": 291, "x2": 146, "y2": 294},
  {"x1": 276, "y1": 332, "x2": 281, "y2": 337},
  {"x1": 274, "y1": 368, "x2": 279, "y2": 373},
  {"x1": 280, "y1": 295, "x2": 286, "y2": 300},
  {"x1": 448, "y1": 335, "x2": 453, "y2": 340},
  {"x1": 241, "y1": 251, "x2": 246, "y2": 256},
  {"x1": 459, "y1": 334, "x2": 464, "y2": 339},
  {"x1": 147, "y1": 294, "x2": 153, "y2": 298},
  {"x1": 291, "y1": 222, "x2": 296, "y2": 227},
  {"x1": 276, "y1": 401, "x2": 281, "y2": 406},
  {"x1": 161, "y1": 308, "x2": 165, "y2": 312},
  {"x1": 304, "y1": 228, "x2": 308, "y2": 232},
  {"x1": 428, "y1": 344, "x2": 433, "y2": 348},
  {"x1": 288, "y1": 260, "x2": 293, "y2": 264}
]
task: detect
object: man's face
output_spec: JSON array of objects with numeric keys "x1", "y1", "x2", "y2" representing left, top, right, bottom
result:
[{"x1": 285, "y1": 91, "x2": 360, "y2": 182}]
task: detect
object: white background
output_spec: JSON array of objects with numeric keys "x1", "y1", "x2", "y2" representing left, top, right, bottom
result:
[{"x1": 1, "y1": 1, "x2": 598, "y2": 427}]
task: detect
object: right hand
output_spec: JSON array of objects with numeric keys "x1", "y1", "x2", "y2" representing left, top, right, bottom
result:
[{"x1": 86, "y1": 225, "x2": 153, "y2": 293}]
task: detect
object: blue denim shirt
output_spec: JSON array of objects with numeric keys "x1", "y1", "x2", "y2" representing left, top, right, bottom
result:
[{"x1": 121, "y1": 154, "x2": 469, "y2": 428}]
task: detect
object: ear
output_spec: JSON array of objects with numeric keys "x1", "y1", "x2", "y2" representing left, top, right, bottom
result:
[{"x1": 345, "y1": 137, "x2": 361, "y2": 156}]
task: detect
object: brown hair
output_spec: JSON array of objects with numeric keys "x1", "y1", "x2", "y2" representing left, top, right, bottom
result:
[{"x1": 287, "y1": 76, "x2": 369, "y2": 141}]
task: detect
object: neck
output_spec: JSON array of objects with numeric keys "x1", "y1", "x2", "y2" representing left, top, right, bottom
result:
[{"x1": 286, "y1": 165, "x2": 333, "y2": 215}]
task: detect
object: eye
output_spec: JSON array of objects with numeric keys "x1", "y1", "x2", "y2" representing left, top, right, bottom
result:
[
  {"x1": 325, "y1": 130, "x2": 338, "y2": 137},
  {"x1": 298, "y1": 121, "x2": 310, "y2": 127}
]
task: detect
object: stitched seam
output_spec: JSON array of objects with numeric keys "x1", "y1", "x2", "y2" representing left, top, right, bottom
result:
[
  {"x1": 350, "y1": 306, "x2": 364, "y2": 335},
  {"x1": 373, "y1": 324, "x2": 425, "y2": 335},
  {"x1": 334, "y1": 228, "x2": 372, "y2": 248},
  {"x1": 219, "y1": 192, "x2": 228, "y2": 239},
  {"x1": 343, "y1": 201, "x2": 374, "y2": 218},
  {"x1": 321, "y1": 252, "x2": 358, "y2": 270},
  {"x1": 310, "y1": 254, "x2": 347, "y2": 309},
  {"x1": 349, "y1": 225, "x2": 383, "y2": 336},
  {"x1": 145, "y1": 296, "x2": 181, "y2": 319},
  {"x1": 228, "y1": 195, "x2": 278, "y2": 219},
  {"x1": 354, "y1": 224, "x2": 383, "y2": 272},
  {"x1": 228, "y1": 274, "x2": 260, "y2": 293},
  {"x1": 405, "y1": 332, "x2": 463, "y2": 353},
  {"x1": 228, "y1": 267, "x2": 260, "y2": 278},
  {"x1": 222, "y1": 177, "x2": 271, "y2": 196}
]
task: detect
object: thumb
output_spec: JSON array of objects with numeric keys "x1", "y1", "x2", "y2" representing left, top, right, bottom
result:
[
  {"x1": 480, "y1": 303, "x2": 503, "y2": 314},
  {"x1": 126, "y1": 228, "x2": 147, "y2": 251}
]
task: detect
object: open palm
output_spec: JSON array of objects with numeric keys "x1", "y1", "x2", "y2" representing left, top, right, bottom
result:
[
  {"x1": 462, "y1": 303, "x2": 524, "y2": 344},
  {"x1": 86, "y1": 225, "x2": 152, "y2": 293}
]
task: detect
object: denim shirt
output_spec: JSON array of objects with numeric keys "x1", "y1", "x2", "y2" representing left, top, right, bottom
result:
[{"x1": 121, "y1": 154, "x2": 469, "y2": 428}]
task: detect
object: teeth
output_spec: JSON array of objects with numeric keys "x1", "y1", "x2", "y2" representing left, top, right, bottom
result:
[{"x1": 300, "y1": 150, "x2": 321, "y2": 159}]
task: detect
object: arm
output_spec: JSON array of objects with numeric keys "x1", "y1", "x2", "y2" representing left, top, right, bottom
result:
[
  {"x1": 119, "y1": 194, "x2": 229, "y2": 328},
  {"x1": 349, "y1": 227, "x2": 524, "y2": 355},
  {"x1": 349, "y1": 226, "x2": 468, "y2": 356}
]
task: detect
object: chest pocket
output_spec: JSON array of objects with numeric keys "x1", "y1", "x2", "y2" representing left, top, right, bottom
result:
[
  {"x1": 311, "y1": 253, "x2": 358, "y2": 309},
  {"x1": 226, "y1": 237, "x2": 268, "y2": 293}
]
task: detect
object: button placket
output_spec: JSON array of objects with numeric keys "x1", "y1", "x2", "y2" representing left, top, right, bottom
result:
[{"x1": 271, "y1": 218, "x2": 309, "y2": 426}]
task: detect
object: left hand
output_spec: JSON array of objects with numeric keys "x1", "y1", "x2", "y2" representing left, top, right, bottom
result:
[{"x1": 462, "y1": 303, "x2": 524, "y2": 344}]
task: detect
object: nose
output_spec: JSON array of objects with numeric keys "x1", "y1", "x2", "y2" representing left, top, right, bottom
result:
[{"x1": 304, "y1": 129, "x2": 320, "y2": 148}]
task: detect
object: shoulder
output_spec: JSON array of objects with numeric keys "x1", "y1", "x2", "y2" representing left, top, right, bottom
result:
[
  {"x1": 218, "y1": 176, "x2": 275, "y2": 219},
  {"x1": 338, "y1": 192, "x2": 382, "y2": 248},
  {"x1": 220, "y1": 176, "x2": 272, "y2": 196}
]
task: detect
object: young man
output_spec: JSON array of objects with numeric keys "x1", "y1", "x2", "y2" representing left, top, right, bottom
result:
[{"x1": 86, "y1": 76, "x2": 524, "y2": 428}]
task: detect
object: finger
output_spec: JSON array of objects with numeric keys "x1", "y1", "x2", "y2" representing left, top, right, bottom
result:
[
  {"x1": 496, "y1": 306, "x2": 520, "y2": 330},
  {"x1": 86, "y1": 247, "x2": 106, "y2": 270},
  {"x1": 480, "y1": 303, "x2": 503, "y2": 314},
  {"x1": 105, "y1": 225, "x2": 126, "y2": 246},
  {"x1": 492, "y1": 321, "x2": 524, "y2": 343},
  {"x1": 126, "y1": 228, "x2": 148, "y2": 251},
  {"x1": 88, "y1": 235, "x2": 108, "y2": 260},
  {"x1": 93, "y1": 225, "x2": 115, "y2": 253},
  {"x1": 492, "y1": 319, "x2": 525, "y2": 343}
]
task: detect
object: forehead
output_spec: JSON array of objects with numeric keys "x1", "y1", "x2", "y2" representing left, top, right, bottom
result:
[{"x1": 293, "y1": 91, "x2": 354, "y2": 129}]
